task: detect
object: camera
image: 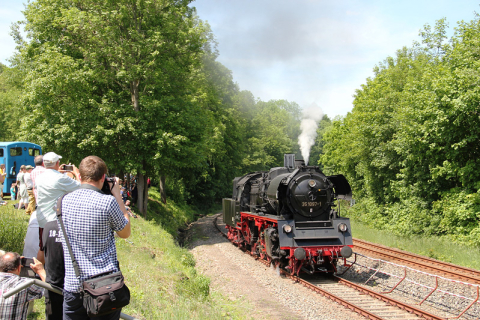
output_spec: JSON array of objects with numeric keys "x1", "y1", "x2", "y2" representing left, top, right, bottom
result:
[
  {"x1": 21, "y1": 257, "x2": 34, "y2": 266},
  {"x1": 19, "y1": 257, "x2": 36, "y2": 278},
  {"x1": 102, "y1": 176, "x2": 116, "y2": 195},
  {"x1": 63, "y1": 164, "x2": 74, "y2": 171}
]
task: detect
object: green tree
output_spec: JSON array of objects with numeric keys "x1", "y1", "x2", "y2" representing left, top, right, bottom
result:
[
  {"x1": 310, "y1": 114, "x2": 332, "y2": 170},
  {"x1": 14, "y1": 0, "x2": 210, "y2": 215},
  {"x1": 321, "y1": 17, "x2": 480, "y2": 243},
  {"x1": 242, "y1": 99, "x2": 301, "y2": 172},
  {"x1": 0, "y1": 64, "x2": 23, "y2": 142},
  {"x1": 169, "y1": 23, "x2": 248, "y2": 206}
]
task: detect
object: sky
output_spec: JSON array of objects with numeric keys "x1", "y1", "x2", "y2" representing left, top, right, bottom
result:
[
  {"x1": 1, "y1": 1, "x2": 479, "y2": 118},
  {"x1": 190, "y1": 0, "x2": 479, "y2": 117}
]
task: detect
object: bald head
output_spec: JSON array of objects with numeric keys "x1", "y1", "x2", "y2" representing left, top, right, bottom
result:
[
  {"x1": 34, "y1": 155, "x2": 44, "y2": 167},
  {"x1": 0, "y1": 252, "x2": 21, "y2": 274}
]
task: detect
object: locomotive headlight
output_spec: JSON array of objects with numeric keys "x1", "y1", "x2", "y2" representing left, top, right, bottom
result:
[
  {"x1": 283, "y1": 224, "x2": 292, "y2": 233},
  {"x1": 308, "y1": 179, "x2": 316, "y2": 188},
  {"x1": 338, "y1": 223, "x2": 348, "y2": 233}
]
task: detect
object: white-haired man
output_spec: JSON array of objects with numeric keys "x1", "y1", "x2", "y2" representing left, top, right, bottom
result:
[
  {"x1": 36, "y1": 152, "x2": 81, "y2": 233},
  {"x1": 35, "y1": 151, "x2": 80, "y2": 319}
]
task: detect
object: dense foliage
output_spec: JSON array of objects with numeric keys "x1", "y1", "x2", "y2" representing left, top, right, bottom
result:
[
  {"x1": 2, "y1": 0, "x2": 302, "y2": 212},
  {"x1": 4, "y1": 1, "x2": 479, "y2": 246},
  {"x1": 320, "y1": 17, "x2": 480, "y2": 246}
]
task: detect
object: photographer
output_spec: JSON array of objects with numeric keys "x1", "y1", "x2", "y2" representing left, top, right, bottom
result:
[
  {"x1": 59, "y1": 155, "x2": 130, "y2": 320},
  {"x1": 0, "y1": 252, "x2": 46, "y2": 320},
  {"x1": 35, "y1": 152, "x2": 80, "y2": 319},
  {"x1": 36, "y1": 152, "x2": 81, "y2": 258}
]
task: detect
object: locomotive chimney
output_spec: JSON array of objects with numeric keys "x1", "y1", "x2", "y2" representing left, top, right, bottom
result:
[{"x1": 284, "y1": 154, "x2": 295, "y2": 168}]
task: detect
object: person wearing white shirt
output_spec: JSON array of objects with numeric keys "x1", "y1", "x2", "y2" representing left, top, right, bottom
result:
[{"x1": 35, "y1": 152, "x2": 81, "y2": 264}]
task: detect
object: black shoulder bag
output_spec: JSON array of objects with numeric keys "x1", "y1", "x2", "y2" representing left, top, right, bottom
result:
[{"x1": 56, "y1": 193, "x2": 130, "y2": 317}]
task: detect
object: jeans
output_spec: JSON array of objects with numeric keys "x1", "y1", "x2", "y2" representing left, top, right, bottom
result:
[{"x1": 63, "y1": 291, "x2": 122, "y2": 320}]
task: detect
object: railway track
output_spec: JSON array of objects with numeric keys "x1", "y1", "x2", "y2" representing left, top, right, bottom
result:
[
  {"x1": 353, "y1": 239, "x2": 480, "y2": 285},
  {"x1": 213, "y1": 214, "x2": 445, "y2": 320}
]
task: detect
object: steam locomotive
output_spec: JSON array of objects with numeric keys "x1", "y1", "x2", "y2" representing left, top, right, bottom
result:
[{"x1": 222, "y1": 154, "x2": 353, "y2": 275}]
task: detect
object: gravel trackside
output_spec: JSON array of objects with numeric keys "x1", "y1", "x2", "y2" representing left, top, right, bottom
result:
[{"x1": 188, "y1": 214, "x2": 366, "y2": 320}]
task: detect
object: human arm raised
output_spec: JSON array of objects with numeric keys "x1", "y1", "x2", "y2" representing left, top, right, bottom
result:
[
  {"x1": 29, "y1": 257, "x2": 46, "y2": 282},
  {"x1": 110, "y1": 177, "x2": 131, "y2": 238}
]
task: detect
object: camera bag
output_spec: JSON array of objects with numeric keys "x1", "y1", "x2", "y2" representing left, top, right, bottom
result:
[
  {"x1": 82, "y1": 271, "x2": 130, "y2": 317},
  {"x1": 56, "y1": 192, "x2": 130, "y2": 317}
]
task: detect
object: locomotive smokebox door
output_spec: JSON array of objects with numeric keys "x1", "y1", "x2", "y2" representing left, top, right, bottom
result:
[{"x1": 222, "y1": 198, "x2": 237, "y2": 227}]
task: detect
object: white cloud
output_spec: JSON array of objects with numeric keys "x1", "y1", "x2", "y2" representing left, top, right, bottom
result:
[{"x1": 199, "y1": 0, "x2": 452, "y2": 117}]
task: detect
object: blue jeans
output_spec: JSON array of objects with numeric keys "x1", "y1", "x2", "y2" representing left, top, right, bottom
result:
[{"x1": 63, "y1": 291, "x2": 122, "y2": 320}]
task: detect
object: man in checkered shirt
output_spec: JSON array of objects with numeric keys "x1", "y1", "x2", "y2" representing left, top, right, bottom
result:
[
  {"x1": 59, "y1": 156, "x2": 131, "y2": 320},
  {"x1": 0, "y1": 252, "x2": 46, "y2": 320}
]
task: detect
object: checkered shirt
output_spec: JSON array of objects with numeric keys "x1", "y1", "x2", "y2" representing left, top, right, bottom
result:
[
  {"x1": 0, "y1": 273, "x2": 44, "y2": 320},
  {"x1": 59, "y1": 187, "x2": 128, "y2": 293}
]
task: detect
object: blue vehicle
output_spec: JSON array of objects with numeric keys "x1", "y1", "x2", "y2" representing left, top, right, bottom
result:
[{"x1": 0, "y1": 142, "x2": 42, "y2": 195}]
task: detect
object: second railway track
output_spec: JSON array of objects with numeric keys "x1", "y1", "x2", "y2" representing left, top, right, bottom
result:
[
  {"x1": 213, "y1": 214, "x2": 448, "y2": 320},
  {"x1": 353, "y1": 238, "x2": 480, "y2": 285}
]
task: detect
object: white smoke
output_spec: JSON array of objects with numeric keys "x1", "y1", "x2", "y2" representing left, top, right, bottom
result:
[{"x1": 298, "y1": 103, "x2": 324, "y2": 165}]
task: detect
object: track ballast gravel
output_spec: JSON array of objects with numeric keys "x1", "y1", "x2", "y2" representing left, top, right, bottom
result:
[{"x1": 188, "y1": 214, "x2": 366, "y2": 320}]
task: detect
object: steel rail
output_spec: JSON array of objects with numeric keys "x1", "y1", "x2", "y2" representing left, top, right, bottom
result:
[
  {"x1": 353, "y1": 238, "x2": 480, "y2": 285},
  {"x1": 213, "y1": 214, "x2": 445, "y2": 320},
  {"x1": 334, "y1": 277, "x2": 444, "y2": 320},
  {"x1": 213, "y1": 214, "x2": 383, "y2": 319},
  {"x1": 284, "y1": 272, "x2": 385, "y2": 320}
]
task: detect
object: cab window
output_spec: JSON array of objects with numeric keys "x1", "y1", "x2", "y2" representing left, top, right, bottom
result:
[
  {"x1": 10, "y1": 147, "x2": 22, "y2": 156},
  {"x1": 0, "y1": 149, "x2": 4, "y2": 157},
  {"x1": 29, "y1": 148, "x2": 41, "y2": 156}
]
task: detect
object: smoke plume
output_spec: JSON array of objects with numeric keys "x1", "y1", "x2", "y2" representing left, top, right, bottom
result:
[{"x1": 298, "y1": 103, "x2": 324, "y2": 165}]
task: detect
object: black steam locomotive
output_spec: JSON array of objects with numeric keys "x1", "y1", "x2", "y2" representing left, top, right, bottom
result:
[{"x1": 222, "y1": 154, "x2": 353, "y2": 275}]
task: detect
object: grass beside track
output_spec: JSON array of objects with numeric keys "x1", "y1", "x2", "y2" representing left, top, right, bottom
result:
[
  {"x1": 351, "y1": 219, "x2": 480, "y2": 271},
  {"x1": 0, "y1": 189, "x2": 253, "y2": 320}
]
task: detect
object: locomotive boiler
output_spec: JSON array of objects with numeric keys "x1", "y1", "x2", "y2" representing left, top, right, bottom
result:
[{"x1": 222, "y1": 154, "x2": 353, "y2": 275}]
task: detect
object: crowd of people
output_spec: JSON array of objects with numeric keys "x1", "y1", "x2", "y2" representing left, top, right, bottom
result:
[{"x1": 0, "y1": 153, "x2": 133, "y2": 320}]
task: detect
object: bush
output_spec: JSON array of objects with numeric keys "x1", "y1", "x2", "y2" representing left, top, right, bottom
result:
[{"x1": 345, "y1": 189, "x2": 480, "y2": 247}]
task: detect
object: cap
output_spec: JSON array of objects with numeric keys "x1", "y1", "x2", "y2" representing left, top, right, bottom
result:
[
  {"x1": 25, "y1": 165, "x2": 34, "y2": 170},
  {"x1": 43, "y1": 152, "x2": 62, "y2": 164}
]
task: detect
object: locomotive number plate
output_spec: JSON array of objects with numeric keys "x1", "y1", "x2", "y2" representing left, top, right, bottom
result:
[{"x1": 302, "y1": 202, "x2": 321, "y2": 207}]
